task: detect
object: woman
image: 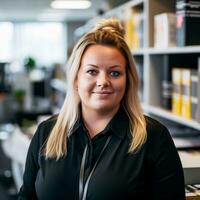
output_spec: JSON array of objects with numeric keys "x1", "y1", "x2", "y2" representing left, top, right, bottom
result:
[{"x1": 18, "y1": 18, "x2": 185, "y2": 200}]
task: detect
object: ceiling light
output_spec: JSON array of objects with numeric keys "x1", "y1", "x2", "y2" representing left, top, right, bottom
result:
[{"x1": 51, "y1": 0, "x2": 91, "y2": 9}]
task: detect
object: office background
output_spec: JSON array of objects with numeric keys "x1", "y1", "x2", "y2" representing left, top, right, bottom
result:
[{"x1": 0, "y1": 0, "x2": 200, "y2": 199}]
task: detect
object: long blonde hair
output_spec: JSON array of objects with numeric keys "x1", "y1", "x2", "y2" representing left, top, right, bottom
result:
[{"x1": 45, "y1": 18, "x2": 146, "y2": 160}]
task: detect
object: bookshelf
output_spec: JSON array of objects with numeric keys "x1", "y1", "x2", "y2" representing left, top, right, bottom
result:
[
  {"x1": 74, "y1": 0, "x2": 200, "y2": 128},
  {"x1": 75, "y1": 0, "x2": 200, "y2": 139}
]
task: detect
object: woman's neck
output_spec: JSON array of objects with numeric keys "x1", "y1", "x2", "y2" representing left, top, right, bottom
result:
[{"x1": 81, "y1": 106, "x2": 119, "y2": 138}]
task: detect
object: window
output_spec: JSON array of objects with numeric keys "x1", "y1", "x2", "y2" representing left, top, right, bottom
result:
[
  {"x1": 14, "y1": 23, "x2": 67, "y2": 67},
  {"x1": 0, "y1": 22, "x2": 67, "y2": 68},
  {"x1": 0, "y1": 22, "x2": 14, "y2": 61}
]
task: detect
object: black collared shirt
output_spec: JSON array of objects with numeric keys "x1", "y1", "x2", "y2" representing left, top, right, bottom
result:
[{"x1": 18, "y1": 107, "x2": 185, "y2": 200}]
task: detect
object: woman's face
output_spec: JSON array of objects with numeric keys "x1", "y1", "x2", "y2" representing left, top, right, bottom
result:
[{"x1": 76, "y1": 44, "x2": 126, "y2": 114}]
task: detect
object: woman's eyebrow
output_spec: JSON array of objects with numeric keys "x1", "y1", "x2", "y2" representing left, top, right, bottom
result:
[
  {"x1": 82, "y1": 64, "x2": 122, "y2": 69},
  {"x1": 83, "y1": 64, "x2": 98, "y2": 68},
  {"x1": 109, "y1": 65, "x2": 121, "y2": 69}
]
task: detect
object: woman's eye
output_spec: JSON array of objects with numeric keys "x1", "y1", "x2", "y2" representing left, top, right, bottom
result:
[
  {"x1": 87, "y1": 70, "x2": 97, "y2": 75},
  {"x1": 110, "y1": 71, "x2": 120, "y2": 77}
]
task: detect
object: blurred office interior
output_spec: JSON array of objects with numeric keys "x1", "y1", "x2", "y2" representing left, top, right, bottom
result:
[{"x1": 0, "y1": 0, "x2": 128, "y2": 199}]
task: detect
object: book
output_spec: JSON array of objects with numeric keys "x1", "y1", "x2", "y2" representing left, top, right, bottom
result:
[
  {"x1": 132, "y1": 10, "x2": 144, "y2": 49},
  {"x1": 124, "y1": 8, "x2": 134, "y2": 49},
  {"x1": 172, "y1": 68, "x2": 182, "y2": 116},
  {"x1": 191, "y1": 70, "x2": 198, "y2": 120},
  {"x1": 154, "y1": 13, "x2": 176, "y2": 48},
  {"x1": 176, "y1": 0, "x2": 200, "y2": 46},
  {"x1": 124, "y1": 8, "x2": 144, "y2": 49},
  {"x1": 196, "y1": 57, "x2": 200, "y2": 122},
  {"x1": 161, "y1": 55, "x2": 173, "y2": 110},
  {"x1": 181, "y1": 68, "x2": 192, "y2": 119},
  {"x1": 135, "y1": 57, "x2": 144, "y2": 101}
]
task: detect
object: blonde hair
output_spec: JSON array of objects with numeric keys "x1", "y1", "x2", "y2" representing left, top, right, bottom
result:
[{"x1": 45, "y1": 18, "x2": 147, "y2": 160}]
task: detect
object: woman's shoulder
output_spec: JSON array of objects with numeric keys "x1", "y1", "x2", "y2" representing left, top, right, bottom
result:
[
  {"x1": 145, "y1": 115, "x2": 168, "y2": 131},
  {"x1": 32, "y1": 114, "x2": 58, "y2": 144},
  {"x1": 39, "y1": 114, "x2": 58, "y2": 128},
  {"x1": 144, "y1": 115, "x2": 177, "y2": 161},
  {"x1": 144, "y1": 115, "x2": 172, "y2": 143}
]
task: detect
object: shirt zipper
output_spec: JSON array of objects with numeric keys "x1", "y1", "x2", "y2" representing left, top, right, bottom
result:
[{"x1": 79, "y1": 135, "x2": 112, "y2": 200}]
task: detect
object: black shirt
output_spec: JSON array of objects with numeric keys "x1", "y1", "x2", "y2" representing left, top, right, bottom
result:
[{"x1": 18, "y1": 107, "x2": 185, "y2": 200}]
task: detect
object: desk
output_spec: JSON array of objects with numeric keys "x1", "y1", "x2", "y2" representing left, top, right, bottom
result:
[
  {"x1": 179, "y1": 151, "x2": 200, "y2": 185},
  {"x1": 2, "y1": 126, "x2": 31, "y2": 191}
]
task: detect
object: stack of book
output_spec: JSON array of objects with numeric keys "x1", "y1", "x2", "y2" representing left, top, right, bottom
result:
[
  {"x1": 176, "y1": 0, "x2": 200, "y2": 46},
  {"x1": 124, "y1": 8, "x2": 144, "y2": 49},
  {"x1": 171, "y1": 57, "x2": 200, "y2": 121},
  {"x1": 172, "y1": 67, "x2": 183, "y2": 116},
  {"x1": 197, "y1": 57, "x2": 200, "y2": 122},
  {"x1": 154, "y1": 13, "x2": 176, "y2": 48}
]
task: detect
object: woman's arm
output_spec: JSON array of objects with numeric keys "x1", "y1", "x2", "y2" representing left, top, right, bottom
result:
[
  {"x1": 18, "y1": 124, "x2": 42, "y2": 200},
  {"x1": 147, "y1": 121, "x2": 185, "y2": 200}
]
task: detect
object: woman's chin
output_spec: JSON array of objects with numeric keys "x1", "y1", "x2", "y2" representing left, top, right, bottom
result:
[{"x1": 91, "y1": 104, "x2": 119, "y2": 113}]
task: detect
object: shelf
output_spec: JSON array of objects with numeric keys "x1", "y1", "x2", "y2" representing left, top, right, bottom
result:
[
  {"x1": 147, "y1": 46, "x2": 200, "y2": 54},
  {"x1": 103, "y1": 0, "x2": 144, "y2": 18},
  {"x1": 142, "y1": 104, "x2": 200, "y2": 130},
  {"x1": 131, "y1": 48, "x2": 145, "y2": 56},
  {"x1": 131, "y1": 46, "x2": 200, "y2": 55},
  {"x1": 75, "y1": 0, "x2": 144, "y2": 38}
]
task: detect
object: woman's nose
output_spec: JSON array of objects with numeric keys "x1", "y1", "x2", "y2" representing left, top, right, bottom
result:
[{"x1": 96, "y1": 73, "x2": 110, "y2": 87}]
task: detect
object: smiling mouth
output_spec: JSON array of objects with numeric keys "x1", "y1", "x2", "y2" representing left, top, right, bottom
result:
[{"x1": 92, "y1": 91, "x2": 112, "y2": 94}]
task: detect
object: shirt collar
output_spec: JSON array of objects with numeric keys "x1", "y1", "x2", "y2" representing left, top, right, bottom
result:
[
  {"x1": 70, "y1": 106, "x2": 130, "y2": 140},
  {"x1": 109, "y1": 106, "x2": 130, "y2": 139},
  {"x1": 69, "y1": 115, "x2": 82, "y2": 135}
]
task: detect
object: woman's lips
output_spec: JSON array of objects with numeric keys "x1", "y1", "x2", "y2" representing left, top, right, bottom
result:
[
  {"x1": 93, "y1": 91, "x2": 112, "y2": 94},
  {"x1": 92, "y1": 91, "x2": 113, "y2": 98}
]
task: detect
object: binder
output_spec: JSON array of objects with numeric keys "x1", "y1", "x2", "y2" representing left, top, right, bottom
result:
[
  {"x1": 196, "y1": 57, "x2": 200, "y2": 122},
  {"x1": 154, "y1": 13, "x2": 176, "y2": 48},
  {"x1": 191, "y1": 70, "x2": 198, "y2": 120},
  {"x1": 176, "y1": 0, "x2": 200, "y2": 46},
  {"x1": 172, "y1": 68, "x2": 182, "y2": 116},
  {"x1": 181, "y1": 68, "x2": 192, "y2": 119},
  {"x1": 161, "y1": 55, "x2": 173, "y2": 110},
  {"x1": 124, "y1": 8, "x2": 134, "y2": 49}
]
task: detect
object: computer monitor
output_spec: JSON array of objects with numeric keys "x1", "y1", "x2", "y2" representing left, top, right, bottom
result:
[{"x1": 32, "y1": 80, "x2": 46, "y2": 98}]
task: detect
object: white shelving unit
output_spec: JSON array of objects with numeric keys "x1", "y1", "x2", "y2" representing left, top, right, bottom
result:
[
  {"x1": 147, "y1": 46, "x2": 200, "y2": 54},
  {"x1": 142, "y1": 104, "x2": 200, "y2": 131},
  {"x1": 131, "y1": 48, "x2": 146, "y2": 55}
]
